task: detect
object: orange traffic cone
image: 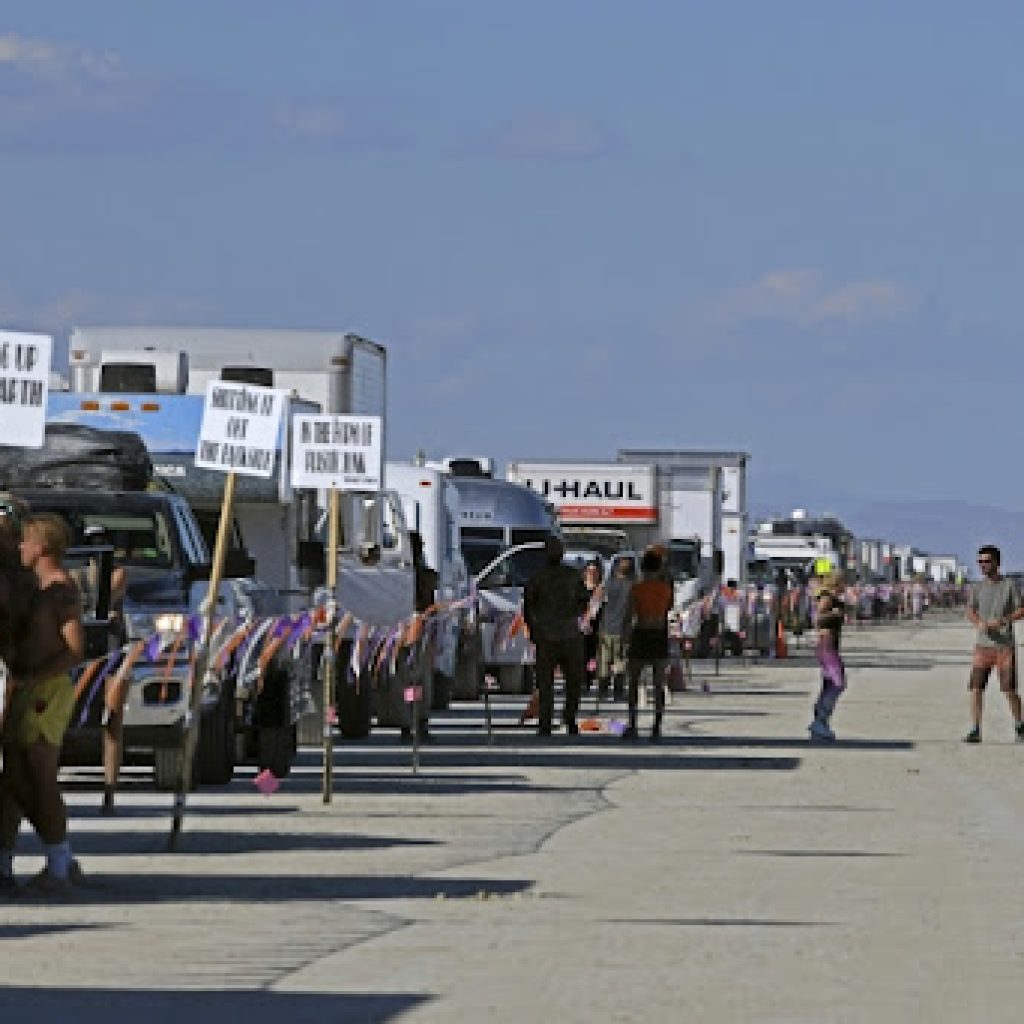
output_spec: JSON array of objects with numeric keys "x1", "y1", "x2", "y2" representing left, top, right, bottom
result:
[{"x1": 775, "y1": 618, "x2": 788, "y2": 659}]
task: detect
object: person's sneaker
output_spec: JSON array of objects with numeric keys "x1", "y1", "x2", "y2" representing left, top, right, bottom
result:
[
  {"x1": 101, "y1": 786, "x2": 116, "y2": 816},
  {"x1": 1016, "y1": 722, "x2": 1024, "y2": 743},
  {"x1": 962, "y1": 726, "x2": 982, "y2": 744},
  {"x1": 809, "y1": 718, "x2": 836, "y2": 742},
  {"x1": 69, "y1": 859, "x2": 87, "y2": 887},
  {"x1": 565, "y1": 722, "x2": 579, "y2": 736},
  {"x1": 21, "y1": 869, "x2": 73, "y2": 899},
  {"x1": 537, "y1": 725, "x2": 552, "y2": 737},
  {"x1": 621, "y1": 724, "x2": 638, "y2": 741}
]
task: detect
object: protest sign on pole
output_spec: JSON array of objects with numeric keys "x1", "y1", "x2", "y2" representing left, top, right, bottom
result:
[
  {"x1": 290, "y1": 414, "x2": 382, "y2": 803},
  {"x1": 290, "y1": 414, "x2": 382, "y2": 491},
  {"x1": 169, "y1": 380, "x2": 285, "y2": 849},
  {"x1": 0, "y1": 331, "x2": 52, "y2": 449}
]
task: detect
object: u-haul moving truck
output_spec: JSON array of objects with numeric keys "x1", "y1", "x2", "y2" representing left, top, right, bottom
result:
[{"x1": 506, "y1": 455, "x2": 741, "y2": 604}]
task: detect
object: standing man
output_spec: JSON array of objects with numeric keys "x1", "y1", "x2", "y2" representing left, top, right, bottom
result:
[
  {"x1": 964, "y1": 544, "x2": 1024, "y2": 743},
  {"x1": 1, "y1": 513, "x2": 85, "y2": 894},
  {"x1": 523, "y1": 537, "x2": 589, "y2": 736}
]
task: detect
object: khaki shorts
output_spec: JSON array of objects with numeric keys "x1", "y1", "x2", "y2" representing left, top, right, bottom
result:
[
  {"x1": 598, "y1": 634, "x2": 627, "y2": 679},
  {"x1": 4, "y1": 673, "x2": 75, "y2": 748},
  {"x1": 969, "y1": 647, "x2": 1016, "y2": 693}
]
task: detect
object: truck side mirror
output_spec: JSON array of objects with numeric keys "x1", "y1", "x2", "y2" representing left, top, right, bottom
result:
[{"x1": 297, "y1": 540, "x2": 326, "y2": 590}]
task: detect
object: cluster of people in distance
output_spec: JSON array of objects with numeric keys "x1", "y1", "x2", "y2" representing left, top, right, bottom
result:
[{"x1": 523, "y1": 537, "x2": 673, "y2": 741}]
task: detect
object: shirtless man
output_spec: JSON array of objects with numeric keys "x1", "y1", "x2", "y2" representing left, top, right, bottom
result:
[{"x1": 0, "y1": 513, "x2": 85, "y2": 895}]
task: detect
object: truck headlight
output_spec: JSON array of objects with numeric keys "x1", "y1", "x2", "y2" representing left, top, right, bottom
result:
[{"x1": 154, "y1": 613, "x2": 188, "y2": 634}]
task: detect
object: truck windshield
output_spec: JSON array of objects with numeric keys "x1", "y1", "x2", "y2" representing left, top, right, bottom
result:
[
  {"x1": 78, "y1": 512, "x2": 177, "y2": 570},
  {"x1": 463, "y1": 537, "x2": 504, "y2": 577},
  {"x1": 667, "y1": 545, "x2": 699, "y2": 582}
]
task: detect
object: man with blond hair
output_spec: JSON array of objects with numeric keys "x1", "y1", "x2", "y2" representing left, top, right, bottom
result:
[{"x1": 0, "y1": 513, "x2": 85, "y2": 895}]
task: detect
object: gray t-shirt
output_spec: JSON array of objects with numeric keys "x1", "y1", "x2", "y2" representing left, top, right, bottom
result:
[
  {"x1": 971, "y1": 577, "x2": 1020, "y2": 648},
  {"x1": 601, "y1": 575, "x2": 632, "y2": 637}
]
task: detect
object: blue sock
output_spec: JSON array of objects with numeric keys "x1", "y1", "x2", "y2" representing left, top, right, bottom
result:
[{"x1": 45, "y1": 842, "x2": 71, "y2": 880}]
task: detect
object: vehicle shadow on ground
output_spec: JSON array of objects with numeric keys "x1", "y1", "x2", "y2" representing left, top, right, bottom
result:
[
  {"x1": 318, "y1": 746, "x2": 803, "y2": 774},
  {"x1": 33, "y1": 829, "x2": 442, "y2": 858},
  {"x1": 53, "y1": 872, "x2": 532, "y2": 906},
  {"x1": 0, "y1": 988, "x2": 431, "y2": 1024},
  {"x1": 67, "y1": 801, "x2": 302, "y2": 819}
]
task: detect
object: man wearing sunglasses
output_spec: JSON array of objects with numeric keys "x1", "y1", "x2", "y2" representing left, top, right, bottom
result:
[{"x1": 964, "y1": 544, "x2": 1024, "y2": 743}]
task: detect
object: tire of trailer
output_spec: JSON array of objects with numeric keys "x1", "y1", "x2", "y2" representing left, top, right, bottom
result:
[
  {"x1": 431, "y1": 670, "x2": 452, "y2": 711},
  {"x1": 257, "y1": 726, "x2": 293, "y2": 779},
  {"x1": 337, "y1": 678, "x2": 372, "y2": 739}
]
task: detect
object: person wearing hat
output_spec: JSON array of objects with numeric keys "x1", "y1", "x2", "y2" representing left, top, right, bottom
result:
[{"x1": 809, "y1": 570, "x2": 847, "y2": 741}]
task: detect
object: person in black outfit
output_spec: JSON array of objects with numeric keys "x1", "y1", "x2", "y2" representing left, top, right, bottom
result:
[{"x1": 523, "y1": 537, "x2": 589, "y2": 736}]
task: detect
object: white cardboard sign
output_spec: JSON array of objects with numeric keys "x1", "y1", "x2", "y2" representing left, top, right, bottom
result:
[
  {"x1": 195, "y1": 380, "x2": 285, "y2": 478},
  {"x1": 0, "y1": 331, "x2": 52, "y2": 449},
  {"x1": 291, "y1": 414, "x2": 382, "y2": 490}
]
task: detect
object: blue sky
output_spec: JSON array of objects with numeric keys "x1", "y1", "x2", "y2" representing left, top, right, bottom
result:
[{"x1": 2, "y1": 1, "x2": 1023, "y2": 523}]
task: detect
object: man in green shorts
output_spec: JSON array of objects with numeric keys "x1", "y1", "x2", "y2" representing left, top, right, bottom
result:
[
  {"x1": 964, "y1": 544, "x2": 1024, "y2": 744},
  {"x1": 1, "y1": 513, "x2": 85, "y2": 895}
]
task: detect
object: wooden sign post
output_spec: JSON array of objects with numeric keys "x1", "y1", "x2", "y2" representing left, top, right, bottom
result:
[
  {"x1": 291, "y1": 413, "x2": 382, "y2": 804},
  {"x1": 169, "y1": 380, "x2": 285, "y2": 849}
]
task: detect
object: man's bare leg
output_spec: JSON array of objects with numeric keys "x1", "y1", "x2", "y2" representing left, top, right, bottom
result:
[{"x1": 970, "y1": 688, "x2": 984, "y2": 730}]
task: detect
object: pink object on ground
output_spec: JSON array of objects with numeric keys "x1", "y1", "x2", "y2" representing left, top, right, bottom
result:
[{"x1": 254, "y1": 769, "x2": 280, "y2": 796}]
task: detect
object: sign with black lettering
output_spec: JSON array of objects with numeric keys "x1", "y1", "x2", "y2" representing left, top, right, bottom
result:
[
  {"x1": 0, "y1": 330, "x2": 51, "y2": 449},
  {"x1": 291, "y1": 415, "x2": 382, "y2": 490},
  {"x1": 506, "y1": 462, "x2": 658, "y2": 524},
  {"x1": 195, "y1": 380, "x2": 285, "y2": 478}
]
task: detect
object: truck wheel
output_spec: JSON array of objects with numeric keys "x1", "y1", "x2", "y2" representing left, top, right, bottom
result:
[
  {"x1": 257, "y1": 726, "x2": 293, "y2": 779},
  {"x1": 337, "y1": 678, "x2": 372, "y2": 739},
  {"x1": 198, "y1": 684, "x2": 235, "y2": 786},
  {"x1": 153, "y1": 745, "x2": 197, "y2": 792},
  {"x1": 498, "y1": 664, "x2": 527, "y2": 694},
  {"x1": 431, "y1": 671, "x2": 452, "y2": 711}
]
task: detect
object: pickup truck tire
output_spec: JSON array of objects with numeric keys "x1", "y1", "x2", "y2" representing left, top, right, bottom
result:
[
  {"x1": 198, "y1": 683, "x2": 235, "y2": 786},
  {"x1": 257, "y1": 726, "x2": 292, "y2": 779},
  {"x1": 153, "y1": 745, "x2": 197, "y2": 793}
]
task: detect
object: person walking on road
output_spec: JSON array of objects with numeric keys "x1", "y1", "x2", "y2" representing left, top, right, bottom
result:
[
  {"x1": 598, "y1": 555, "x2": 634, "y2": 701},
  {"x1": 523, "y1": 537, "x2": 589, "y2": 736},
  {"x1": 623, "y1": 549, "x2": 673, "y2": 742},
  {"x1": 0, "y1": 513, "x2": 85, "y2": 895},
  {"x1": 809, "y1": 571, "x2": 847, "y2": 742},
  {"x1": 581, "y1": 560, "x2": 604, "y2": 693},
  {"x1": 963, "y1": 544, "x2": 1024, "y2": 744}
]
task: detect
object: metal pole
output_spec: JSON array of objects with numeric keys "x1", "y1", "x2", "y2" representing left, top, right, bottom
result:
[
  {"x1": 170, "y1": 470, "x2": 236, "y2": 850},
  {"x1": 322, "y1": 487, "x2": 339, "y2": 803}
]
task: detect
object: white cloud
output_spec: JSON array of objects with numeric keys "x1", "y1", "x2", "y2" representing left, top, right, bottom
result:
[
  {"x1": 711, "y1": 268, "x2": 919, "y2": 329},
  {"x1": 489, "y1": 112, "x2": 619, "y2": 161},
  {"x1": 0, "y1": 32, "x2": 121, "y2": 82}
]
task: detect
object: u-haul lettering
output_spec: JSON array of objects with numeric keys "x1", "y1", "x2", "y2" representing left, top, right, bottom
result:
[{"x1": 508, "y1": 464, "x2": 658, "y2": 525}]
